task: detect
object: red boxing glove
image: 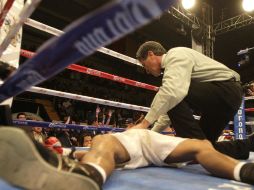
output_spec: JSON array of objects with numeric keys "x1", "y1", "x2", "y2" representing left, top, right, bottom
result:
[{"x1": 44, "y1": 137, "x2": 63, "y2": 154}]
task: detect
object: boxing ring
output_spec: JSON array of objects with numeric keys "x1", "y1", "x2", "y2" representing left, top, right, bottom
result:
[
  {"x1": 1, "y1": 154, "x2": 254, "y2": 190},
  {"x1": 1, "y1": 0, "x2": 254, "y2": 189}
]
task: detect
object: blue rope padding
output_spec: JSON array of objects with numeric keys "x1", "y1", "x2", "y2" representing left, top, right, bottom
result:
[
  {"x1": 0, "y1": 0, "x2": 175, "y2": 103},
  {"x1": 234, "y1": 97, "x2": 247, "y2": 139},
  {"x1": 13, "y1": 119, "x2": 125, "y2": 132}
]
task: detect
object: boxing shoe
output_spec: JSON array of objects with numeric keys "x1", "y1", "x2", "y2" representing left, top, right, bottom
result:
[{"x1": 0, "y1": 127, "x2": 100, "y2": 190}]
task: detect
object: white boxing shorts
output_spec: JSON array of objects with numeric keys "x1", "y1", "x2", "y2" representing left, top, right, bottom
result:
[{"x1": 111, "y1": 129, "x2": 187, "y2": 169}]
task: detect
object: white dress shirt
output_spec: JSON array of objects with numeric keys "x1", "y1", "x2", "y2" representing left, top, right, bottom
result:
[{"x1": 146, "y1": 47, "x2": 240, "y2": 125}]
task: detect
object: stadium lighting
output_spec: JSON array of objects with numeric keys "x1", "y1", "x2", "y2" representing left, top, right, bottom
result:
[
  {"x1": 242, "y1": 0, "x2": 254, "y2": 12},
  {"x1": 181, "y1": 0, "x2": 196, "y2": 10}
]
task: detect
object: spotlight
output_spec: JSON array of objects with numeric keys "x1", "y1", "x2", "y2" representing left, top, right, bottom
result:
[
  {"x1": 181, "y1": 0, "x2": 196, "y2": 10},
  {"x1": 242, "y1": 0, "x2": 254, "y2": 12}
]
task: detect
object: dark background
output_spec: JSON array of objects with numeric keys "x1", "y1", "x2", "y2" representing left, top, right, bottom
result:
[
  {"x1": 14, "y1": 0, "x2": 254, "y2": 121},
  {"x1": 22, "y1": 0, "x2": 254, "y2": 83}
]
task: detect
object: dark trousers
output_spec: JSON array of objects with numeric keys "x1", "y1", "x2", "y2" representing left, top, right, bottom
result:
[
  {"x1": 0, "y1": 105, "x2": 12, "y2": 126},
  {"x1": 168, "y1": 80, "x2": 250, "y2": 159}
]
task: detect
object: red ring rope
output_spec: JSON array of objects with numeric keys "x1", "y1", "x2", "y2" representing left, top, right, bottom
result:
[
  {"x1": 245, "y1": 108, "x2": 254, "y2": 112},
  {"x1": 20, "y1": 49, "x2": 159, "y2": 91}
]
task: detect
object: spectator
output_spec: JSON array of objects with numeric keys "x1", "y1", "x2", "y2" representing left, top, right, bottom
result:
[
  {"x1": 31, "y1": 126, "x2": 46, "y2": 144},
  {"x1": 244, "y1": 81, "x2": 254, "y2": 134},
  {"x1": 115, "y1": 109, "x2": 123, "y2": 128},
  {"x1": 27, "y1": 117, "x2": 46, "y2": 144},
  {"x1": 17, "y1": 112, "x2": 26, "y2": 120},
  {"x1": 246, "y1": 82, "x2": 254, "y2": 96},
  {"x1": 43, "y1": 127, "x2": 56, "y2": 139},
  {"x1": 82, "y1": 134, "x2": 93, "y2": 147},
  {"x1": 105, "y1": 109, "x2": 115, "y2": 126},
  {"x1": 95, "y1": 105, "x2": 101, "y2": 126},
  {"x1": 56, "y1": 129, "x2": 72, "y2": 147}
]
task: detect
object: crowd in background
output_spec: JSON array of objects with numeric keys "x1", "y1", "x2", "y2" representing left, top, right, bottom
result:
[
  {"x1": 43, "y1": 72, "x2": 155, "y2": 108},
  {"x1": 15, "y1": 107, "x2": 147, "y2": 150},
  {"x1": 17, "y1": 112, "x2": 98, "y2": 148},
  {"x1": 13, "y1": 79, "x2": 254, "y2": 153}
]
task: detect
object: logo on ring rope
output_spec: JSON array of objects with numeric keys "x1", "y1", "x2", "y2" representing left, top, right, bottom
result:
[
  {"x1": 48, "y1": 122, "x2": 67, "y2": 128},
  {"x1": 74, "y1": 1, "x2": 162, "y2": 56}
]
